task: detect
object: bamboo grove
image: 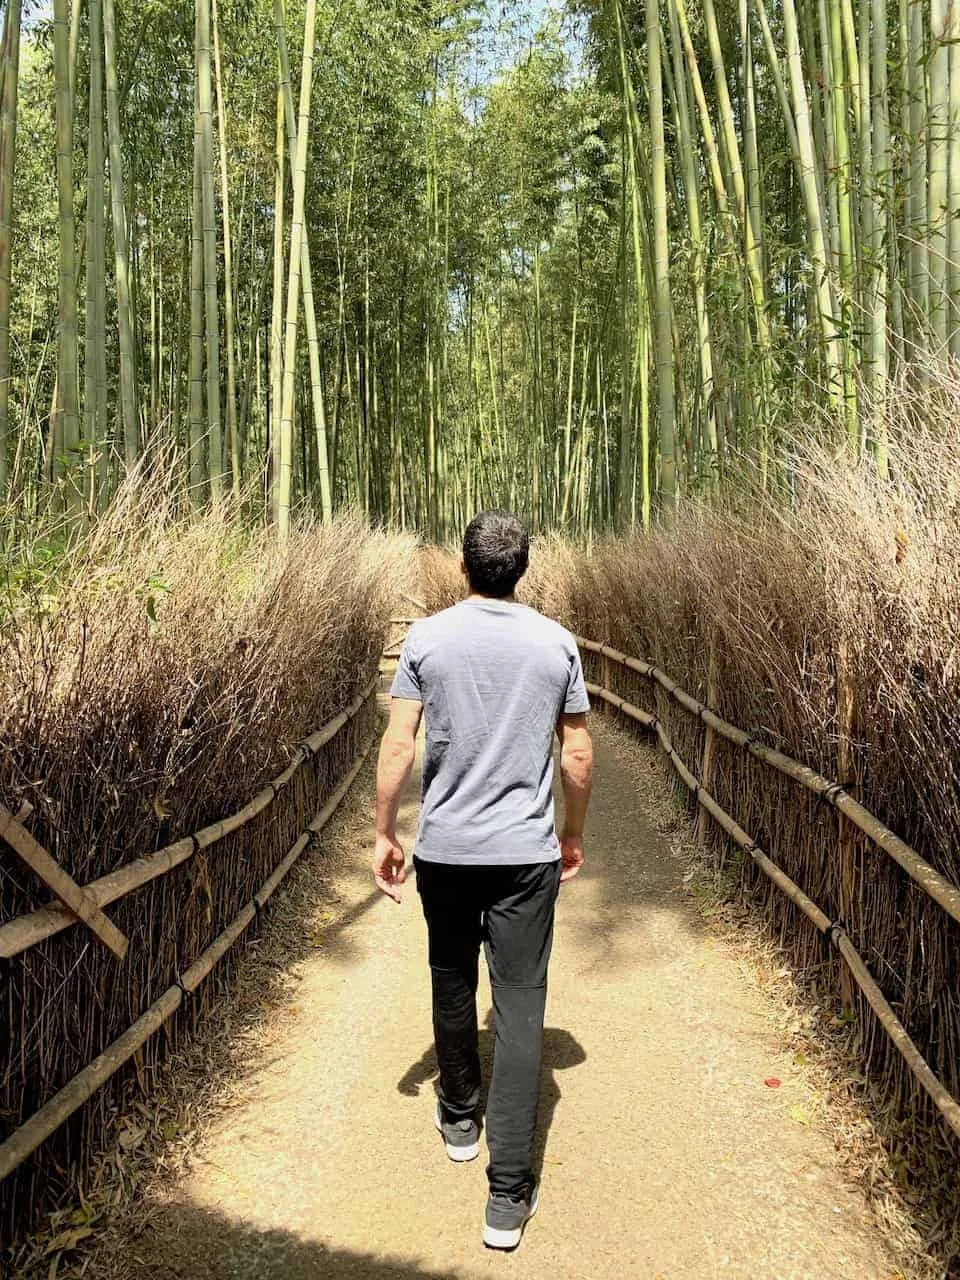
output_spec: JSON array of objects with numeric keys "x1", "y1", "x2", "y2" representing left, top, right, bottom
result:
[{"x1": 2, "y1": 0, "x2": 960, "y2": 538}]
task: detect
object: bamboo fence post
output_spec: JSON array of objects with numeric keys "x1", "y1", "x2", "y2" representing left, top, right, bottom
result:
[
  {"x1": 697, "y1": 632, "x2": 718, "y2": 848},
  {"x1": 836, "y1": 639, "x2": 858, "y2": 1014}
]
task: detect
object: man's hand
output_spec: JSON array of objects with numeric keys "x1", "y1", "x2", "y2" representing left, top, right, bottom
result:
[
  {"x1": 559, "y1": 832, "x2": 585, "y2": 883},
  {"x1": 374, "y1": 833, "x2": 406, "y2": 903}
]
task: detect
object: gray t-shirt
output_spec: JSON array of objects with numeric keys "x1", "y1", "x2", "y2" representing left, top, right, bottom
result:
[{"x1": 390, "y1": 599, "x2": 590, "y2": 865}]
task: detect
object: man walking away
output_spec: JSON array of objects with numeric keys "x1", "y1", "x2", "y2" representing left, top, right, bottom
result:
[{"x1": 373, "y1": 510, "x2": 594, "y2": 1251}]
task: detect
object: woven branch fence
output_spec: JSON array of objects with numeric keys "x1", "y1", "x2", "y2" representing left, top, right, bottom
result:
[
  {"x1": 0, "y1": 675, "x2": 380, "y2": 1244},
  {"x1": 575, "y1": 635, "x2": 960, "y2": 1146}
]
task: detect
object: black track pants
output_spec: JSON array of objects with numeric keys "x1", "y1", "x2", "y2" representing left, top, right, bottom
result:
[{"x1": 414, "y1": 855, "x2": 562, "y2": 1197}]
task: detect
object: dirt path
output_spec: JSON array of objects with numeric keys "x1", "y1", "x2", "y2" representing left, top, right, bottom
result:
[{"x1": 120, "y1": 716, "x2": 896, "y2": 1280}]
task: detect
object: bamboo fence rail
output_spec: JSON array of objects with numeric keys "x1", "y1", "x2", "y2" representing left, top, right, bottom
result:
[
  {"x1": 0, "y1": 676, "x2": 380, "y2": 1185},
  {"x1": 579, "y1": 639, "x2": 960, "y2": 1143},
  {"x1": 0, "y1": 679, "x2": 377, "y2": 959}
]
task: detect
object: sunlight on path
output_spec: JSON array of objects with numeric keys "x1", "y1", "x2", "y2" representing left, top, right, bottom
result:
[{"x1": 131, "y1": 719, "x2": 894, "y2": 1280}]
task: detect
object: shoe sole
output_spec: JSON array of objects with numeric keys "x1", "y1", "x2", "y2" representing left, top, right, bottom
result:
[
  {"x1": 482, "y1": 1187, "x2": 539, "y2": 1250},
  {"x1": 434, "y1": 1109, "x2": 480, "y2": 1162}
]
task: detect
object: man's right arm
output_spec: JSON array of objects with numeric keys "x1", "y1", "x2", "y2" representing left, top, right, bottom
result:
[{"x1": 557, "y1": 711, "x2": 594, "y2": 882}]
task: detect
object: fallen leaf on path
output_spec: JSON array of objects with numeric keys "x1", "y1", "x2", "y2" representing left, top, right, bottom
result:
[
  {"x1": 764, "y1": 1077, "x2": 781, "y2": 1088},
  {"x1": 790, "y1": 1104, "x2": 811, "y2": 1125}
]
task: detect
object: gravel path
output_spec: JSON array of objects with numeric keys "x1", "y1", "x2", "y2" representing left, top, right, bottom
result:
[{"x1": 125, "y1": 718, "x2": 896, "y2": 1280}]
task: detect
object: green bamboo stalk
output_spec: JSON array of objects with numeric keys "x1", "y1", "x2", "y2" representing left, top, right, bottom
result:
[
  {"x1": 269, "y1": 84, "x2": 284, "y2": 521},
  {"x1": 928, "y1": 0, "x2": 950, "y2": 347},
  {"x1": 0, "y1": 0, "x2": 22, "y2": 497},
  {"x1": 948, "y1": 0, "x2": 960, "y2": 353},
  {"x1": 188, "y1": 113, "x2": 206, "y2": 498},
  {"x1": 84, "y1": 0, "x2": 108, "y2": 510},
  {"x1": 825, "y1": 0, "x2": 858, "y2": 443},
  {"x1": 870, "y1": 0, "x2": 890, "y2": 472},
  {"x1": 276, "y1": 0, "x2": 317, "y2": 543},
  {"x1": 196, "y1": 0, "x2": 223, "y2": 499},
  {"x1": 644, "y1": 0, "x2": 675, "y2": 509},
  {"x1": 103, "y1": 0, "x2": 138, "y2": 466},
  {"x1": 668, "y1": 0, "x2": 717, "y2": 481},
  {"x1": 52, "y1": 0, "x2": 79, "y2": 497},
  {"x1": 780, "y1": 0, "x2": 846, "y2": 413},
  {"x1": 908, "y1": 0, "x2": 929, "y2": 323},
  {"x1": 211, "y1": 0, "x2": 240, "y2": 497},
  {"x1": 274, "y1": 0, "x2": 332, "y2": 521}
]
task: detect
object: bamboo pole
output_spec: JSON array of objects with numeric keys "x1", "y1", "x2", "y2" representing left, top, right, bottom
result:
[
  {"x1": 52, "y1": 0, "x2": 79, "y2": 497},
  {"x1": 0, "y1": 680, "x2": 377, "y2": 959},
  {"x1": 276, "y1": 0, "x2": 318, "y2": 542},
  {"x1": 778, "y1": 0, "x2": 846, "y2": 415},
  {"x1": 0, "y1": 0, "x2": 22, "y2": 497},
  {"x1": 0, "y1": 735, "x2": 374, "y2": 1184},
  {"x1": 196, "y1": 0, "x2": 223, "y2": 499},
  {"x1": 84, "y1": 0, "x2": 107, "y2": 510},
  {"x1": 188, "y1": 134, "x2": 205, "y2": 498},
  {"x1": 211, "y1": 0, "x2": 240, "y2": 498},
  {"x1": 274, "y1": 0, "x2": 332, "y2": 522},
  {"x1": 0, "y1": 805, "x2": 129, "y2": 959},
  {"x1": 643, "y1": 0, "x2": 676, "y2": 509},
  {"x1": 103, "y1": 0, "x2": 138, "y2": 467}
]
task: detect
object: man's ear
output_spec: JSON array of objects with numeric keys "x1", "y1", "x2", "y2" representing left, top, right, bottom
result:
[{"x1": 460, "y1": 557, "x2": 468, "y2": 577}]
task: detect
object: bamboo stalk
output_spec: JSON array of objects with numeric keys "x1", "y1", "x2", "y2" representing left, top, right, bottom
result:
[
  {"x1": 211, "y1": 0, "x2": 240, "y2": 497},
  {"x1": 52, "y1": 0, "x2": 79, "y2": 496},
  {"x1": 0, "y1": 0, "x2": 21, "y2": 497},
  {"x1": 0, "y1": 679, "x2": 377, "y2": 959},
  {"x1": 102, "y1": 0, "x2": 138, "y2": 469},
  {"x1": 0, "y1": 735, "x2": 374, "y2": 1184},
  {"x1": 277, "y1": 0, "x2": 318, "y2": 542},
  {"x1": 196, "y1": 0, "x2": 223, "y2": 499}
]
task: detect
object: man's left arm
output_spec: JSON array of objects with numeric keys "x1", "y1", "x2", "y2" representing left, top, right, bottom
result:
[{"x1": 373, "y1": 697, "x2": 422, "y2": 902}]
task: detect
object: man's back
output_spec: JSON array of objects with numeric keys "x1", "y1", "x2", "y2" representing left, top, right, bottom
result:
[{"x1": 392, "y1": 599, "x2": 589, "y2": 864}]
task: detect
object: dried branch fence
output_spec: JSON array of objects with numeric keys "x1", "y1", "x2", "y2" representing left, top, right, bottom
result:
[
  {"x1": 574, "y1": 635, "x2": 960, "y2": 1144},
  {"x1": 0, "y1": 674, "x2": 380, "y2": 1240}
]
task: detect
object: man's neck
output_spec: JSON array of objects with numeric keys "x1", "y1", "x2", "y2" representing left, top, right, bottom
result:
[{"x1": 465, "y1": 592, "x2": 517, "y2": 603}]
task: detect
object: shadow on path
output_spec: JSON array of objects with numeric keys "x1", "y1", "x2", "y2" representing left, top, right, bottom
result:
[
  {"x1": 124, "y1": 1205, "x2": 473, "y2": 1279},
  {"x1": 397, "y1": 1014, "x2": 587, "y2": 1179}
]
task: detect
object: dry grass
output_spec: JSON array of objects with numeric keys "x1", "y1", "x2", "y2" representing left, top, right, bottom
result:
[
  {"x1": 418, "y1": 379, "x2": 960, "y2": 1277},
  {"x1": 0, "y1": 475, "x2": 414, "y2": 1243}
]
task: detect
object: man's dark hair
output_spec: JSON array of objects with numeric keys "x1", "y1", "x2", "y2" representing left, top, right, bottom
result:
[{"x1": 462, "y1": 510, "x2": 530, "y2": 598}]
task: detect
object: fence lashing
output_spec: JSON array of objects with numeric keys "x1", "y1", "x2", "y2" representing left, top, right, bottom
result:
[{"x1": 0, "y1": 807, "x2": 129, "y2": 960}]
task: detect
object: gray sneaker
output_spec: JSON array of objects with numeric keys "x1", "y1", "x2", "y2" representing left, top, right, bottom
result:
[
  {"x1": 434, "y1": 1102, "x2": 480, "y2": 1162},
  {"x1": 482, "y1": 1182, "x2": 539, "y2": 1250}
]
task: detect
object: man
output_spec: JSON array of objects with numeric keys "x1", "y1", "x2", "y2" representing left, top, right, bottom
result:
[{"x1": 373, "y1": 509, "x2": 594, "y2": 1252}]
